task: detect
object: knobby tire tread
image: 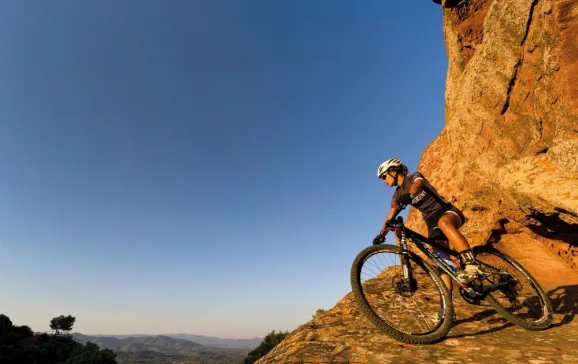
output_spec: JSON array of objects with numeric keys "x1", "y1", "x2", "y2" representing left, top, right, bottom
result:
[{"x1": 473, "y1": 245, "x2": 553, "y2": 331}]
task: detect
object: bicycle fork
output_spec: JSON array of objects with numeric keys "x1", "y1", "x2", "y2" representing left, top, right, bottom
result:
[{"x1": 398, "y1": 231, "x2": 418, "y2": 293}]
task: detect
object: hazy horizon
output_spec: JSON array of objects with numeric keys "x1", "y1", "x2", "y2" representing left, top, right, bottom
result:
[
  {"x1": 0, "y1": 0, "x2": 447, "y2": 338},
  {"x1": 75, "y1": 332, "x2": 263, "y2": 340}
]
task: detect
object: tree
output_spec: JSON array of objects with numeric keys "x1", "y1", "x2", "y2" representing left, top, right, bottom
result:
[
  {"x1": 242, "y1": 329, "x2": 289, "y2": 364},
  {"x1": 312, "y1": 308, "x2": 327, "y2": 319},
  {"x1": 0, "y1": 314, "x2": 118, "y2": 364},
  {"x1": 61, "y1": 342, "x2": 117, "y2": 364},
  {"x1": 0, "y1": 314, "x2": 13, "y2": 336},
  {"x1": 50, "y1": 315, "x2": 76, "y2": 335},
  {"x1": 13, "y1": 325, "x2": 33, "y2": 338}
]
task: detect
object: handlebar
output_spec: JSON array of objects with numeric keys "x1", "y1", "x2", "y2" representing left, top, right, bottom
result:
[
  {"x1": 373, "y1": 204, "x2": 409, "y2": 245},
  {"x1": 385, "y1": 203, "x2": 408, "y2": 230},
  {"x1": 372, "y1": 204, "x2": 408, "y2": 245}
]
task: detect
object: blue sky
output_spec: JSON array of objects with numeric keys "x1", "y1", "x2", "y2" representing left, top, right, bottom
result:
[{"x1": 0, "y1": 0, "x2": 447, "y2": 338}]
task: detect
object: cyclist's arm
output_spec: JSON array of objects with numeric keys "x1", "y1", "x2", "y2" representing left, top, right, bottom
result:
[
  {"x1": 409, "y1": 176, "x2": 424, "y2": 196},
  {"x1": 381, "y1": 206, "x2": 398, "y2": 234}
]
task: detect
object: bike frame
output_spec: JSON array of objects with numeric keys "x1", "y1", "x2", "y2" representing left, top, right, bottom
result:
[
  {"x1": 388, "y1": 205, "x2": 469, "y2": 289},
  {"x1": 387, "y1": 205, "x2": 517, "y2": 297}
]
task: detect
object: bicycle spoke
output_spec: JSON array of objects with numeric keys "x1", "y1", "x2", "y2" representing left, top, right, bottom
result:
[
  {"x1": 473, "y1": 246, "x2": 553, "y2": 330},
  {"x1": 356, "y1": 249, "x2": 445, "y2": 335}
]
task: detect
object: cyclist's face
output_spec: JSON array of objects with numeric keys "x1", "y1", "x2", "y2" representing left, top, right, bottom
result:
[{"x1": 382, "y1": 172, "x2": 395, "y2": 187}]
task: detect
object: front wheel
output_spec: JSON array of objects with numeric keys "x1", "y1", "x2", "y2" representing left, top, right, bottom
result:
[
  {"x1": 350, "y1": 244, "x2": 454, "y2": 344},
  {"x1": 473, "y1": 245, "x2": 553, "y2": 330}
]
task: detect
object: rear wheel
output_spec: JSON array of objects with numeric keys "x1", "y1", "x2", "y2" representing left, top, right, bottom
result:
[
  {"x1": 350, "y1": 244, "x2": 454, "y2": 344},
  {"x1": 473, "y1": 245, "x2": 553, "y2": 330}
]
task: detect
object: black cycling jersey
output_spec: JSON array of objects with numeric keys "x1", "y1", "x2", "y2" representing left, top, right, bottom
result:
[{"x1": 391, "y1": 171, "x2": 452, "y2": 221}]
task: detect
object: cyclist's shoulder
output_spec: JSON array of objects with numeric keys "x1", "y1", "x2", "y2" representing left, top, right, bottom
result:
[{"x1": 408, "y1": 170, "x2": 427, "y2": 181}]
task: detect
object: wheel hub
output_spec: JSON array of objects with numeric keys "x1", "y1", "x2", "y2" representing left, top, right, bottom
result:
[{"x1": 392, "y1": 276, "x2": 418, "y2": 297}]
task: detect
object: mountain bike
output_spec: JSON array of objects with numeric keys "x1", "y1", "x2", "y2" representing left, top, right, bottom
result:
[{"x1": 350, "y1": 203, "x2": 553, "y2": 344}]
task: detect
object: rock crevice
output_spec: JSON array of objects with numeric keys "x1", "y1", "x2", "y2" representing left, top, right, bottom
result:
[{"x1": 501, "y1": 0, "x2": 539, "y2": 115}]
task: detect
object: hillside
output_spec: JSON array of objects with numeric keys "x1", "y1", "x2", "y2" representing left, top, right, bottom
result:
[
  {"x1": 254, "y1": 284, "x2": 578, "y2": 363},
  {"x1": 80, "y1": 333, "x2": 262, "y2": 348},
  {"x1": 73, "y1": 333, "x2": 205, "y2": 354},
  {"x1": 73, "y1": 333, "x2": 251, "y2": 364}
]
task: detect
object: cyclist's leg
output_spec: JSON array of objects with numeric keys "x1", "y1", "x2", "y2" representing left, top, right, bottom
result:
[
  {"x1": 437, "y1": 207, "x2": 472, "y2": 258},
  {"x1": 438, "y1": 207, "x2": 483, "y2": 280},
  {"x1": 426, "y1": 213, "x2": 453, "y2": 294},
  {"x1": 439, "y1": 263, "x2": 453, "y2": 294},
  {"x1": 427, "y1": 213, "x2": 458, "y2": 321},
  {"x1": 433, "y1": 236, "x2": 457, "y2": 293}
]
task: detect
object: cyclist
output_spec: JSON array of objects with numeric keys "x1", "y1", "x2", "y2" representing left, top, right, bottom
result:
[{"x1": 373, "y1": 158, "x2": 484, "y2": 294}]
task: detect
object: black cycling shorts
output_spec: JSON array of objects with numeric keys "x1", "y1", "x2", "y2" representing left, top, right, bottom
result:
[
  {"x1": 425, "y1": 205, "x2": 466, "y2": 241},
  {"x1": 425, "y1": 205, "x2": 465, "y2": 275}
]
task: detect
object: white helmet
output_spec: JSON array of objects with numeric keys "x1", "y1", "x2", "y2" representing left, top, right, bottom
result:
[{"x1": 377, "y1": 158, "x2": 406, "y2": 178}]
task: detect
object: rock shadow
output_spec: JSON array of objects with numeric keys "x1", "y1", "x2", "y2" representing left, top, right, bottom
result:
[
  {"x1": 547, "y1": 284, "x2": 578, "y2": 327},
  {"x1": 448, "y1": 284, "x2": 578, "y2": 338},
  {"x1": 526, "y1": 210, "x2": 578, "y2": 246}
]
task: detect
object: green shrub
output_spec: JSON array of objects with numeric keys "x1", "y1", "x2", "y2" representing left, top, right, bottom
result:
[
  {"x1": 0, "y1": 313, "x2": 117, "y2": 364},
  {"x1": 241, "y1": 329, "x2": 289, "y2": 364}
]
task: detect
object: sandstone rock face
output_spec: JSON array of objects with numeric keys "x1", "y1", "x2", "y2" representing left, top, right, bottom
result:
[
  {"x1": 406, "y1": 0, "x2": 578, "y2": 282},
  {"x1": 255, "y1": 2, "x2": 578, "y2": 362},
  {"x1": 255, "y1": 286, "x2": 578, "y2": 363}
]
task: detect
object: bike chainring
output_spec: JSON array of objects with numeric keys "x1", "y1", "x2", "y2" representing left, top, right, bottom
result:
[{"x1": 458, "y1": 278, "x2": 485, "y2": 305}]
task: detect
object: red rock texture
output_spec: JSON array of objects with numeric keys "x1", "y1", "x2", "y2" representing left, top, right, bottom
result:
[{"x1": 406, "y1": 0, "x2": 578, "y2": 283}]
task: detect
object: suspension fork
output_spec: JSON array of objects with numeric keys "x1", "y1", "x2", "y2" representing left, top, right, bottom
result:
[{"x1": 395, "y1": 226, "x2": 417, "y2": 291}]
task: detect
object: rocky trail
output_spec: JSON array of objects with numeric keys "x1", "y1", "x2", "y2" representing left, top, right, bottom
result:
[{"x1": 257, "y1": 283, "x2": 578, "y2": 363}]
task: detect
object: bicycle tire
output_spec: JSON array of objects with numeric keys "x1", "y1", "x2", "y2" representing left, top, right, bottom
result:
[
  {"x1": 350, "y1": 244, "x2": 454, "y2": 344},
  {"x1": 473, "y1": 245, "x2": 553, "y2": 330}
]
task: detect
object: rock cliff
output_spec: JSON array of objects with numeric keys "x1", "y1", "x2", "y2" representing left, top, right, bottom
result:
[
  {"x1": 405, "y1": 0, "x2": 578, "y2": 287},
  {"x1": 256, "y1": 1, "x2": 578, "y2": 362}
]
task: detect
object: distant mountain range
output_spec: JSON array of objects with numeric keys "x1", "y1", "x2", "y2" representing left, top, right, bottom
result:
[
  {"x1": 72, "y1": 333, "x2": 252, "y2": 364},
  {"x1": 72, "y1": 333, "x2": 253, "y2": 363},
  {"x1": 73, "y1": 334, "x2": 204, "y2": 355},
  {"x1": 72, "y1": 332, "x2": 262, "y2": 349}
]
